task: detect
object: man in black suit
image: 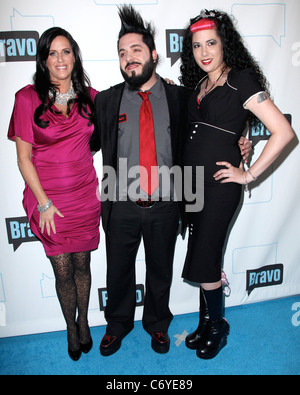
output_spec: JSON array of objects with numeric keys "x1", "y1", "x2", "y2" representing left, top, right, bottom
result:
[{"x1": 91, "y1": 5, "x2": 189, "y2": 356}]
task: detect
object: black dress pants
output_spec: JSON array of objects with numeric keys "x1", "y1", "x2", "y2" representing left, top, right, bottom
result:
[{"x1": 105, "y1": 200, "x2": 180, "y2": 337}]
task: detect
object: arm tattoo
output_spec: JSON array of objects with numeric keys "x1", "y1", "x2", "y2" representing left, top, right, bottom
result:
[{"x1": 257, "y1": 92, "x2": 268, "y2": 104}]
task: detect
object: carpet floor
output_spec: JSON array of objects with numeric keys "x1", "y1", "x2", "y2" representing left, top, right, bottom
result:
[{"x1": 0, "y1": 296, "x2": 299, "y2": 376}]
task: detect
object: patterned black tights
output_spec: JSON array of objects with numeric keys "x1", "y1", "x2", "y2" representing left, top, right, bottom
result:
[{"x1": 49, "y1": 251, "x2": 91, "y2": 351}]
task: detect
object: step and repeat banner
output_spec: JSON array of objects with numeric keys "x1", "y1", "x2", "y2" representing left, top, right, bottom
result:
[{"x1": 0, "y1": 0, "x2": 299, "y2": 337}]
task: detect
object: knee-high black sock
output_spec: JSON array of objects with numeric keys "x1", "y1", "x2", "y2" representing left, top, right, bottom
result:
[
  {"x1": 199, "y1": 287, "x2": 207, "y2": 313},
  {"x1": 202, "y1": 286, "x2": 224, "y2": 321}
]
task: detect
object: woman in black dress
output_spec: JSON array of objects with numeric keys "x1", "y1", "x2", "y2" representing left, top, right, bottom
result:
[{"x1": 180, "y1": 10, "x2": 294, "y2": 359}]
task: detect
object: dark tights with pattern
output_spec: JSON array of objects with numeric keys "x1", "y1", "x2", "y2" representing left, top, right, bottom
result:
[{"x1": 49, "y1": 251, "x2": 91, "y2": 351}]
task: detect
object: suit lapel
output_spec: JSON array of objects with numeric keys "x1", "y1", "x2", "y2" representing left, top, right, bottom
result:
[
  {"x1": 163, "y1": 81, "x2": 181, "y2": 164},
  {"x1": 107, "y1": 83, "x2": 125, "y2": 169}
]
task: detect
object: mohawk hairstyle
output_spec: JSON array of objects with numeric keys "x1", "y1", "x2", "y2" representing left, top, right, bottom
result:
[{"x1": 118, "y1": 5, "x2": 157, "y2": 55}]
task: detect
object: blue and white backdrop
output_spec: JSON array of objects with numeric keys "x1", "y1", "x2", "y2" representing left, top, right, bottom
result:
[{"x1": 0, "y1": 0, "x2": 299, "y2": 337}]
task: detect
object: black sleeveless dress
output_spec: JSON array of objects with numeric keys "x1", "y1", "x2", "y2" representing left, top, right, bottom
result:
[{"x1": 182, "y1": 68, "x2": 264, "y2": 283}]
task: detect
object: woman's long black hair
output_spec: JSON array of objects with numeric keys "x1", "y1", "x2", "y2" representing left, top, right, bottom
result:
[
  {"x1": 180, "y1": 10, "x2": 270, "y2": 130},
  {"x1": 33, "y1": 27, "x2": 95, "y2": 128}
]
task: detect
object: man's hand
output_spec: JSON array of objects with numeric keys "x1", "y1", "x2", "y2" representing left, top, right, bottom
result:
[{"x1": 238, "y1": 136, "x2": 252, "y2": 164}]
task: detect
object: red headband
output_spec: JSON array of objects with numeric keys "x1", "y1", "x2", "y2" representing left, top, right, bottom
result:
[{"x1": 190, "y1": 18, "x2": 216, "y2": 33}]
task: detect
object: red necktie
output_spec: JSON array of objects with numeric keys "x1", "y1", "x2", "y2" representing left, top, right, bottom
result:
[{"x1": 138, "y1": 92, "x2": 159, "y2": 197}]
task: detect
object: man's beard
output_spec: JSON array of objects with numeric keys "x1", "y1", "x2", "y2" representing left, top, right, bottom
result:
[{"x1": 121, "y1": 58, "x2": 156, "y2": 91}]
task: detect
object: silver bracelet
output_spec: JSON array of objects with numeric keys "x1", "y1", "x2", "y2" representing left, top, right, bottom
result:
[
  {"x1": 248, "y1": 169, "x2": 258, "y2": 181},
  {"x1": 244, "y1": 172, "x2": 249, "y2": 192},
  {"x1": 37, "y1": 199, "x2": 53, "y2": 213}
]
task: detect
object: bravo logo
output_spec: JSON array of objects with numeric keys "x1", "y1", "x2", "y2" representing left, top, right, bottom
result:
[
  {"x1": 0, "y1": 31, "x2": 39, "y2": 62},
  {"x1": 166, "y1": 29, "x2": 185, "y2": 66},
  {"x1": 6, "y1": 216, "x2": 38, "y2": 251},
  {"x1": 250, "y1": 114, "x2": 292, "y2": 148},
  {"x1": 246, "y1": 264, "x2": 283, "y2": 295},
  {"x1": 98, "y1": 284, "x2": 145, "y2": 311}
]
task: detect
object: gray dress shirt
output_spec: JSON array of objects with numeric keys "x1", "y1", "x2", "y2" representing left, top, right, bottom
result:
[{"x1": 117, "y1": 74, "x2": 174, "y2": 201}]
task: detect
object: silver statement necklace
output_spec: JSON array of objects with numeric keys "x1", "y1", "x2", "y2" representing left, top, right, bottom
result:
[{"x1": 49, "y1": 80, "x2": 76, "y2": 106}]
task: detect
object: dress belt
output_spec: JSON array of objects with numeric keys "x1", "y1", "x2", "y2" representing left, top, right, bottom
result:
[{"x1": 136, "y1": 198, "x2": 156, "y2": 208}]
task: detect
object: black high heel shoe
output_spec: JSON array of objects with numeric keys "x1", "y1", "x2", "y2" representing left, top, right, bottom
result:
[
  {"x1": 80, "y1": 335, "x2": 93, "y2": 354},
  {"x1": 68, "y1": 347, "x2": 82, "y2": 361},
  {"x1": 77, "y1": 323, "x2": 93, "y2": 354},
  {"x1": 67, "y1": 326, "x2": 82, "y2": 361}
]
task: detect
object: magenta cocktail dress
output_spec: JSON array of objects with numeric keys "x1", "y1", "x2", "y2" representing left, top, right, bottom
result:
[{"x1": 8, "y1": 85, "x2": 101, "y2": 256}]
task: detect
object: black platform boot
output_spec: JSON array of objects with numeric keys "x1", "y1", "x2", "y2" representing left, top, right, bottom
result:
[
  {"x1": 185, "y1": 308, "x2": 210, "y2": 350},
  {"x1": 185, "y1": 288, "x2": 209, "y2": 350},
  {"x1": 196, "y1": 317, "x2": 230, "y2": 359},
  {"x1": 196, "y1": 286, "x2": 230, "y2": 359}
]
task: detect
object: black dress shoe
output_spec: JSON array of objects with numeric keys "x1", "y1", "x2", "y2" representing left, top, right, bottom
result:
[
  {"x1": 185, "y1": 309, "x2": 210, "y2": 350},
  {"x1": 151, "y1": 332, "x2": 170, "y2": 354},
  {"x1": 68, "y1": 347, "x2": 82, "y2": 362},
  {"x1": 100, "y1": 334, "x2": 122, "y2": 357},
  {"x1": 196, "y1": 318, "x2": 230, "y2": 360}
]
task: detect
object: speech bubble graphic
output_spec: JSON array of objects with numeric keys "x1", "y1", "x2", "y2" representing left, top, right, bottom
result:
[
  {"x1": 10, "y1": 8, "x2": 54, "y2": 32},
  {"x1": 6, "y1": 216, "x2": 38, "y2": 252},
  {"x1": 166, "y1": 29, "x2": 185, "y2": 66},
  {"x1": 233, "y1": 243, "x2": 278, "y2": 275},
  {"x1": 40, "y1": 274, "x2": 56, "y2": 298},
  {"x1": 231, "y1": 3, "x2": 286, "y2": 47}
]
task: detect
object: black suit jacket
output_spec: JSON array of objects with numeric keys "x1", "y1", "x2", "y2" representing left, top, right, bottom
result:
[{"x1": 91, "y1": 79, "x2": 189, "y2": 233}]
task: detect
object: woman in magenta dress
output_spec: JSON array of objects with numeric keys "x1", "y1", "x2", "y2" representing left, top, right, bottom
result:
[{"x1": 8, "y1": 27, "x2": 101, "y2": 361}]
